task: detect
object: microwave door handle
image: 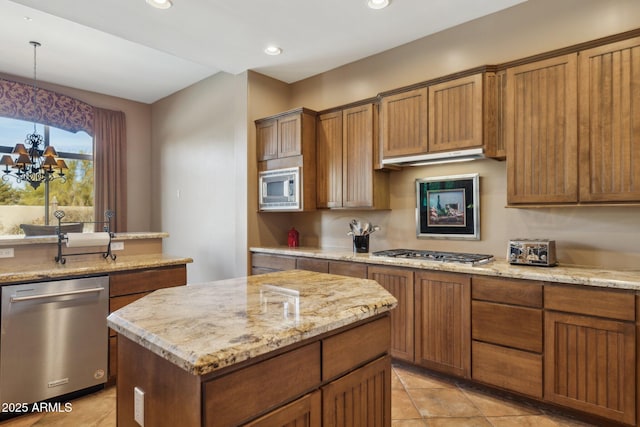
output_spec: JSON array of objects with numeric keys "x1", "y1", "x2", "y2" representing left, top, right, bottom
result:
[{"x1": 288, "y1": 179, "x2": 295, "y2": 196}]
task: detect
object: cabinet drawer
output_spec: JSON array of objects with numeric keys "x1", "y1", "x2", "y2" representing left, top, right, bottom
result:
[
  {"x1": 472, "y1": 276, "x2": 542, "y2": 308},
  {"x1": 296, "y1": 257, "x2": 328, "y2": 273},
  {"x1": 329, "y1": 261, "x2": 367, "y2": 279},
  {"x1": 322, "y1": 316, "x2": 390, "y2": 381},
  {"x1": 472, "y1": 301, "x2": 542, "y2": 352},
  {"x1": 244, "y1": 390, "x2": 320, "y2": 427},
  {"x1": 204, "y1": 342, "x2": 321, "y2": 427},
  {"x1": 251, "y1": 253, "x2": 296, "y2": 271},
  {"x1": 545, "y1": 285, "x2": 635, "y2": 321},
  {"x1": 472, "y1": 341, "x2": 542, "y2": 398},
  {"x1": 109, "y1": 265, "x2": 186, "y2": 297}
]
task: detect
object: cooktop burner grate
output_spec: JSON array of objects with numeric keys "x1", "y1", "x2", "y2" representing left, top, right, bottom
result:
[{"x1": 372, "y1": 249, "x2": 494, "y2": 265}]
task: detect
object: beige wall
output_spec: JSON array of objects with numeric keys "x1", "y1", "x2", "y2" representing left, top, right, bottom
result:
[
  {"x1": 150, "y1": 72, "x2": 248, "y2": 283},
  {"x1": 250, "y1": 0, "x2": 640, "y2": 269},
  {"x1": 0, "y1": 72, "x2": 152, "y2": 232}
]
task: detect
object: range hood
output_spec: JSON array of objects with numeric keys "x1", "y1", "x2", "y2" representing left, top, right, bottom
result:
[{"x1": 381, "y1": 147, "x2": 485, "y2": 167}]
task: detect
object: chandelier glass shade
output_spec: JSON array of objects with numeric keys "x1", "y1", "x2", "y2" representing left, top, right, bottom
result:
[{"x1": 0, "y1": 41, "x2": 68, "y2": 190}]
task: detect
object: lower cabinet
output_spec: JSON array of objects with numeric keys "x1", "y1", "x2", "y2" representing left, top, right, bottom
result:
[
  {"x1": 108, "y1": 264, "x2": 187, "y2": 382},
  {"x1": 244, "y1": 391, "x2": 321, "y2": 427},
  {"x1": 414, "y1": 271, "x2": 471, "y2": 378},
  {"x1": 322, "y1": 356, "x2": 391, "y2": 427},
  {"x1": 545, "y1": 284, "x2": 636, "y2": 425},
  {"x1": 368, "y1": 266, "x2": 414, "y2": 362},
  {"x1": 471, "y1": 276, "x2": 543, "y2": 398}
]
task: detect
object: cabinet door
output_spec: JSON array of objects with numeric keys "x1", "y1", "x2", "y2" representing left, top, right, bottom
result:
[
  {"x1": 316, "y1": 111, "x2": 343, "y2": 208},
  {"x1": 380, "y1": 87, "x2": 428, "y2": 158},
  {"x1": 428, "y1": 74, "x2": 483, "y2": 152},
  {"x1": 278, "y1": 113, "x2": 302, "y2": 158},
  {"x1": 506, "y1": 54, "x2": 578, "y2": 204},
  {"x1": 414, "y1": 271, "x2": 470, "y2": 378},
  {"x1": 244, "y1": 390, "x2": 321, "y2": 427},
  {"x1": 343, "y1": 104, "x2": 374, "y2": 208},
  {"x1": 256, "y1": 118, "x2": 278, "y2": 161},
  {"x1": 544, "y1": 311, "x2": 636, "y2": 425},
  {"x1": 367, "y1": 266, "x2": 414, "y2": 362},
  {"x1": 579, "y1": 36, "x2": 640, "y2": 202},
  {"x1": 322, "y1": 355, "x2": 391, "y2": 427}
]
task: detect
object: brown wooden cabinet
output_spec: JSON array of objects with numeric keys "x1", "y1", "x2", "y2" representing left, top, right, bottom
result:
[
  {"x1": 251, "y1": 253, "x2": 296, "y2": 275},
  {"x1": 544, "y1": 285, "x2": 636, "y2": 425},
  {"x1": 379, "y1": 87, "x2": 428, "y2": 158},
  {"x1": 428, "y1": 73, "x2": 497, "y2": 155},
  {"x1": 244, "y1": 391, "x2": 321, "y2": 427},
  {"x1": 471, "y1": 276, "x2": 543, "y2": 398},
  {"x1": 322, "y1": 355, "x2": 391, "y2": 427},
  {"x1": 578, "y1": 36, "x2": 640, "y2": 203},
  {"x1": 414, "y1": 271, "x2": 470, "y2": 378},
  {"x1": 317, "y1": 104, "x2": 389, "y2": 209},
  {"x1": 256, "y1": 108, "x2": 316, "y2": 161},
  {"x1": 108, "y1": 265, "x2": 187, "y2": 382},
  {"x1": 118, "y1": 313, "x2": 391, "y2": 427},
  {"x1": 506, "y1": 54, "x2": 579, "y2": 204},
  {"x1": 368, "y1": 266, "x2": 414, "y2": 362}
]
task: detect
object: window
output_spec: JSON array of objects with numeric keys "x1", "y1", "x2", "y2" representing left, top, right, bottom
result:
[{"x1": 0, "y1": 116, "x2": 94, "y2": 235}]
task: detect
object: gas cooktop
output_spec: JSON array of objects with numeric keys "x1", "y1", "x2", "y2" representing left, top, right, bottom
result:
[{"x1": 372, "y1": 249, "x2": 494, "y2": 265}]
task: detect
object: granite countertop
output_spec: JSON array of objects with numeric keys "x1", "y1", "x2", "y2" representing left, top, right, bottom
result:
[
  {"x1": 250, "y1": 246, "x2": 640, "y2": 292},
  {"x1": 0, "y1": 231, "x2": 169, "y2": 247},
  {"x1": 0, "y1": 254, "x2": 192, "y2": 285},
  {"x1": 107, "y1": 269, "x2": 398, "y2": 376}
]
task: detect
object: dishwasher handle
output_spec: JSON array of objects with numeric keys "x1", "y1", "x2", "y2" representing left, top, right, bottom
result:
[{"x1": 10, "y1": 287, "x2": 106, "y2": 303}]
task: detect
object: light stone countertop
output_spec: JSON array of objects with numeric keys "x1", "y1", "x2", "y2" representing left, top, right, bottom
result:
[
  {"x1": 106, "y1": 269, "x2": 398, "y2": 376},
  {"x1": 250, "y1": 246, "x2": 640, "y2": 292},
  {"x1": 0, "y1": 231, "x2": 169, "y2": 246},
  {"x1": 0, "y1": 253, "x2": 192, "y2": 285}
]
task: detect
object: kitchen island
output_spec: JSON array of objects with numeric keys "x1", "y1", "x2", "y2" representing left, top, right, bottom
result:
[{"x1": 107, "y1": 269, "x2": 397, "y2": 427}]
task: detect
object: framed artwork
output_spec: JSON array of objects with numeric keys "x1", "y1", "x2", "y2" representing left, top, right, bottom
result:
[{"x1": 416, "y1": 173, "x2": 479, "y2": 240}]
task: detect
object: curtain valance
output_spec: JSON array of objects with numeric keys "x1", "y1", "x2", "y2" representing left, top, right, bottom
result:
[{"x1": 0, "y1": 78, "x2": 94, "y2": 135}]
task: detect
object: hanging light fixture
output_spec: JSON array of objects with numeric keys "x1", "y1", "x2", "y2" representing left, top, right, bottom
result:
[{"x1": 0, "y1": 41, "x2": 68, "y2": 190}]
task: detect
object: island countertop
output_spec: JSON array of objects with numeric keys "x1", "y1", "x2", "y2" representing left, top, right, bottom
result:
[{"x1": 107, "y1": 269, "x2": 397, "y2": 376}]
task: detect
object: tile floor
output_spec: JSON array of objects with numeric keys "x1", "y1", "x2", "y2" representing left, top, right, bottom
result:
[{"x1": 0, "y1": 363, "x2": 598, "y2": 427}]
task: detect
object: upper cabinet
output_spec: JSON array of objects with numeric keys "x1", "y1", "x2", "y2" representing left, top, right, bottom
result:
[
  {"x1": 505, "y1": 54, "x2": 579, "y2": 205},
  {"x1": 256, "y1": 108, "x2": 316, "y2": 162},
  {"x1": 379, "y1": 87, "x2": 428, "y2": 158},
  {"x1": 428, "y1": 73, "x2": 484, "y2": 152},
  {"x1": 506, "y1": 34, "x2": 640, "y2": 206},
  {"x1": 578, "y1": 36, "x2": 640, "y2": 203},
  {"x1": 379, "y1": 71, "x2": 499, "y2": 165},
  {"x1": 317, "y1": 103, "x2": 389, "y2": 209}
]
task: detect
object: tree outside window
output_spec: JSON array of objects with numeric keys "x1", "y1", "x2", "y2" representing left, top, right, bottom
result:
[{"x1": 0, "y1": 117, "x2": 94, "y2": 235}]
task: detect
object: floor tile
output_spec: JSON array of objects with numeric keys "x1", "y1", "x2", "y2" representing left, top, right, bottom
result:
[
  {"x1": 427, "y1": 417, "x2": 493, "y2": 427},
  {"x1": 409, "y1": 388, "x2": 483, "y2": 418},
  {"x1": 394, "y1": 365, "x2": 457, "y2": 390},
  {"x1": 459, "y1": 386, "x2": 541, "y2": 417},
  {"x1": 392, "y1": 419, "x2": 428, "y2": 427},
  {"x1": 487, "y1": 414, "x2": 595, "y2": 427},
  {"x1": 392, "y1": 388, "x2": 422, "y2": 420}
]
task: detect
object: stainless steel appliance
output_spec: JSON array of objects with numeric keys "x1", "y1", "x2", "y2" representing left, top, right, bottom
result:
[
  {"x1": 508, "y1": 239, "x2": 557, "y2": 266},
  {"x1": 0, "y1": 276, "x2": 109, "y2": 407},
  {"x1": 372, "y1": 249, "x2": 494, "y2": 265},
  {"x1": 259, "y1": 167, "x2": 300, "y2": 211}
]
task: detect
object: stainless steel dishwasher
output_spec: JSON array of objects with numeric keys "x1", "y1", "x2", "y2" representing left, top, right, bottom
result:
[{"x1": 0, "y1": 276, "x2": 109, "y2": 406}]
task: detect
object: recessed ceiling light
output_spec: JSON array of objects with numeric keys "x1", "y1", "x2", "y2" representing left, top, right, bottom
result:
[
  {"x1": 264, "y1": 46, "x2": 282, "y2": 56},
  {"x1": 146, "y1": 0, "x2": 173, "y2": 9},
  {"x1": 367, "y1": 0, "x2": 390, "y2": 9},
  {"x1": 24, "y1": 16, "x2": 33, "y2": 22}
]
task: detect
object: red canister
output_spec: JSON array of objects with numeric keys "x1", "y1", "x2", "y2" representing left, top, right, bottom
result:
[{"x1": 287, "y1": 227, "x2": 299, "y2": 247}]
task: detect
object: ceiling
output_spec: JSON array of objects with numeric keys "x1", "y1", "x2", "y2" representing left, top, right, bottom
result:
[{"x1": 0, "y1": 0, "x2": 525, "y2": 104}]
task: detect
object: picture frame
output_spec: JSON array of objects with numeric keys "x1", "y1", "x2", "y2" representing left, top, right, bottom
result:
[{"x1": 416, "y1": 173, "x2": 480, "y2": 240}]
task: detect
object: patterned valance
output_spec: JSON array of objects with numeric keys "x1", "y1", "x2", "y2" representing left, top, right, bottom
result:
[{"x1": 0, "y1": 78, "x2": 94, "y2": 135}]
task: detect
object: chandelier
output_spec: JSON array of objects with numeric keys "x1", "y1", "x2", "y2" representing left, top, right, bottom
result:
[{"x1": 0, "y1": 41, "x2": 68, "y2": 190}]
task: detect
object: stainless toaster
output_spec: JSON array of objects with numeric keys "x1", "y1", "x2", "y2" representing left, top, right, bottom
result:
[{"x1": 508, "y1": 239, "x2": 557, "y2": 267}]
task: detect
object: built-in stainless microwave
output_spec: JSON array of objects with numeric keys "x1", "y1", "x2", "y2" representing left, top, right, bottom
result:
[{"x1": 259, "y1": 167, "x2": 300, "y2": 211}]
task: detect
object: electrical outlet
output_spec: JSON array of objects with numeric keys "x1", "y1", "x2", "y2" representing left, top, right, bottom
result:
[
  {"x1": 0, "y1": 248, "x2": 15, "y2": 258},
  {"x1": 134, "y1": 386, "x2": 144, "y2": 426},
  {"x1": 111, "y1": 241, "x2": 125, "y2": 251}
]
